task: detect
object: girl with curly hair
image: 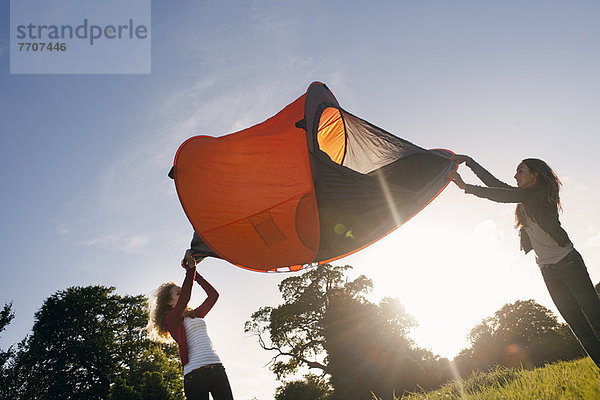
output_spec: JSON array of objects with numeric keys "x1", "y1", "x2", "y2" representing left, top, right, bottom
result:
[{"x1": 150, "y1": 250, "x2": 233, "y2": 399}]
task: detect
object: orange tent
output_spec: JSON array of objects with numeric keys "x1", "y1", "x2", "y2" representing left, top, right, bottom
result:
[{"x1": 172, "y1": 82, "x2": 455, "y2": 272}]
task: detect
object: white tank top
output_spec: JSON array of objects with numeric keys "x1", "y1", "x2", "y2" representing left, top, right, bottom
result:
[
  {"x1": 523, "y1": 215, "x2": 573, "y2": 266},
  {"x1": 183, "y1": 317, "x2": 222, "y2": 376}
]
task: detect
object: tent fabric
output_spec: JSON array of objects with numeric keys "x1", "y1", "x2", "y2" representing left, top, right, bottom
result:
[{"x1": 172, "y1": 82, "x2": 455, "y2": 272}]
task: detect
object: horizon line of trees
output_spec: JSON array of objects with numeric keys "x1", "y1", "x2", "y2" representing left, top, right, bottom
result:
[
  {"x1": 1, "y1": 264, "x2": 595, "y2": 400},
  {"x1": 245, "y1": 264, "x2": 592, "y2": 400}
]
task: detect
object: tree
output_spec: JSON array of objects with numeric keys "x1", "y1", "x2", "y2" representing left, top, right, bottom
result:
[
  {"x1": 108, "y1": 377, "x2": 141, "y2": 400},
  {"x1": 130, "y1": 342, "x2": 183, "y2": 397},
  {"x1": 454, "y1": 299, "x2": 585, "y2": 375},
  {"x1": 6, "y1": 286, "x2": 184, "y2": 400},
  {"x1": 0, "y1": 304, "x2": 13, "y2": 327},
  {"x1": 0, "y1": 303, "x2": 15, "y2": 368},
  {"x1": 0, "y1": 303, "x2": 15, "y2": 400},
  {"x1": 245, "y1": 264, "x2": 451, "y2": 400},
  {"x1": 323, "y1": 296, "x2": 449, "y2": 399},
  {"x1": 275, "y1": 374, "x2": 331, "y2": 400},
  {"x1": 141, "y1": 371, "x2": 175, "y2": 400},
  {"x1": 245, "y1": 264, "x2": 359, "y2": 378}
]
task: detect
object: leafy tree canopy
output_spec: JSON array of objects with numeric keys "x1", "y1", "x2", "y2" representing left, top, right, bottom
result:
[
  {"x1": 3, "y1": 286, "x2": 183, "y2": 400},
  {"x1": 0, "y1": 303, "x2": 16, "y2": 399},
  {"x1": 246, "y1": 264, "x2": 451, "y2": 400},
  {"x1": 275, "y1": 374, "x2": 331, "y2": 400},
  {"x1": 0, "y1": 303, "x2": 15, "y2": 366},
  {"x1": 455, "y1": 299, "x2": 584, "y2": 374}
]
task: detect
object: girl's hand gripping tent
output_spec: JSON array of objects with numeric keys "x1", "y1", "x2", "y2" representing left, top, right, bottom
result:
[{"x1": 171, "y1": 82, "x2": 456, "y2": 272}]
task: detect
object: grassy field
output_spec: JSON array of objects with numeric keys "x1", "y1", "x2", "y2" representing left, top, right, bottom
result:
[{"x1": 395, "y1": 358, "x2": 600, "y2": 400}]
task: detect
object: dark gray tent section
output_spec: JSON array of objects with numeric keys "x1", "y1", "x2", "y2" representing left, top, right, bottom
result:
[
  {"x1": 174, "y1": 82, "x2": 455, "y2": 272},
  {"x1": 303, "y1": 83, "x2": 454, "y2": 262}
]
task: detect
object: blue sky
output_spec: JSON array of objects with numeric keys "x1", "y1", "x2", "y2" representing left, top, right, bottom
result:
[{"x1": 2, "y1": 1, "x2": 600, "y2": 399}]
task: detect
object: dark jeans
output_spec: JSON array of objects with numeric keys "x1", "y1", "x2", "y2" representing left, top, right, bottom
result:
[
  {"x1": 184, "y1": 364, "x2": 234, "y2": 400},
  {"x1": 541, "y1": 249, "x2": 600, "y2": 368}
]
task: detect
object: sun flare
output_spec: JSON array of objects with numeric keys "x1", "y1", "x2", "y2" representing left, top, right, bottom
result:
[{"x1": 345, "y1": 212, "x2": 544, "y2": 359}]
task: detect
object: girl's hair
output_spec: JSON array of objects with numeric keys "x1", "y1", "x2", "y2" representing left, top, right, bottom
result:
[
  {"x1": 515, "y1": 158, "x2": 562, "y2": 228},
  {"x1": 149, "y1": 282, "x2": 178, "y2": 340},
  {"x1": 148, "y1": 281, "x2": 195, "y2": 340}
]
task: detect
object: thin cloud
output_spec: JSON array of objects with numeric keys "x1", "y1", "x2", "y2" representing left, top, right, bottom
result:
[
  {"x1": 469, "y1": 219, "x2": 506, "y2": 251},
  {"x1": 97, "y1": 69, "x2": 325, "y2": 212},
  {"x1": 58, "y1": 75, "x2": 291, "y2": 255},
  {"x1": 57, "y1": 224, "x2": 151, "y2": 254},
  {"x1": 62, "y1": 35, "x2": 347, "y2": 254},
  {"x1": 562, "y1": 175, "x2": 589, "y2": 191},
  {"x1": 586, "y1": 232, "x2": 600, "y2": 248}
]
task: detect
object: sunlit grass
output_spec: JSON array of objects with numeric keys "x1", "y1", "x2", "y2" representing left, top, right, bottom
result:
[{"x1": 379, "y1": 358, "x2": 600, "y2": 400}]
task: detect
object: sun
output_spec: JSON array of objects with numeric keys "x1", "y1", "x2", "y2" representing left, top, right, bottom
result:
[{"x1": 346, "y1": 216, "x2": 526, "y2": 359}]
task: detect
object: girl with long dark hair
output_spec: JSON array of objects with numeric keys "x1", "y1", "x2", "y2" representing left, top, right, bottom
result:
[
  {"x1": 447, "y1": 155, "x2": 600, "y2": 368},
  {"x1": 150, "y1": 250, "x2": 234, "y2": 399}
]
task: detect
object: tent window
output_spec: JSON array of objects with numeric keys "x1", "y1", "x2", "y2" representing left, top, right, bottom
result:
[{"x1": 317, "y1": 107, "x2": 345, "y2": 164}]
